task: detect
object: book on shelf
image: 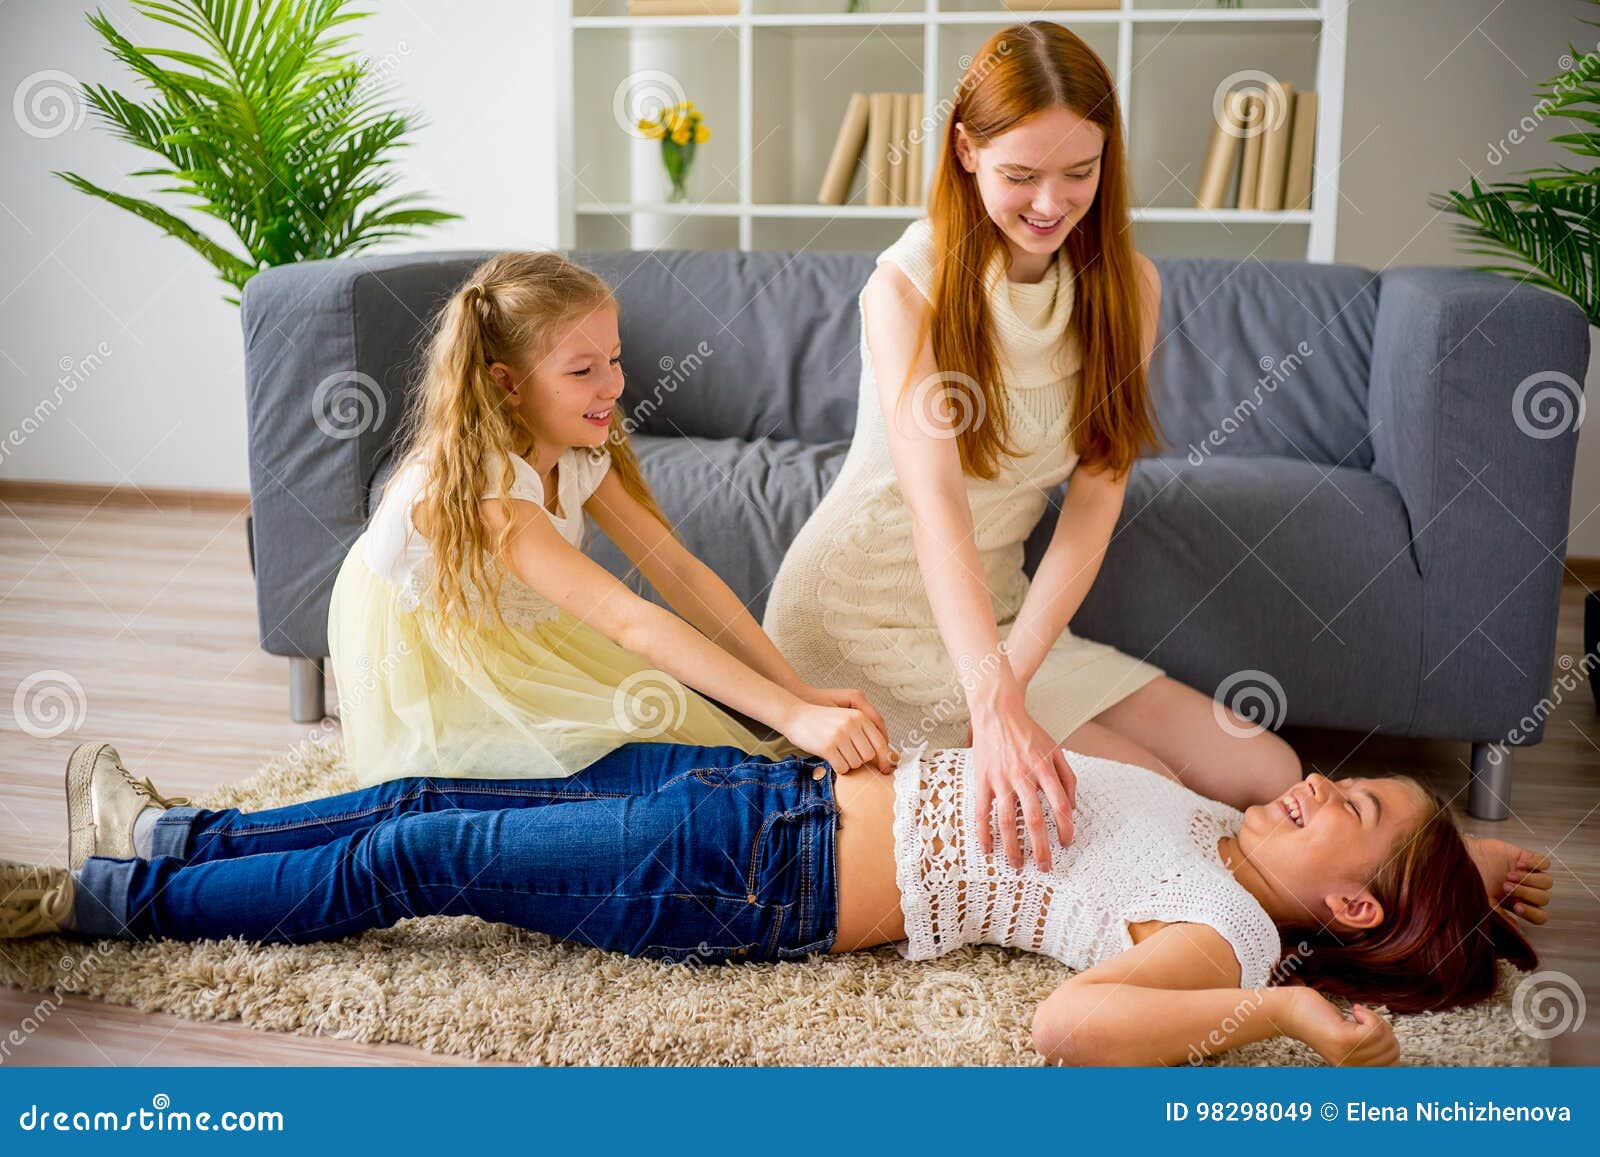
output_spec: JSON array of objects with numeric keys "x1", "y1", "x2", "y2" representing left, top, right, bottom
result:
[
  {"x1": 1198, "y1": 81, "x2": 1319, "y2": 212},
  {"x1": 1194, "y1": 89, "x2": 1247, "y2": 210},
  {"x1": 865, "y1": 92, "x2": 893, "y2": 207},
  {"x1": 1254, "y1": 80, "x2": 1295, "y2": 210},
  {"x1": 1235, "y1": 93, "x2": 1264, "y2": 212},
  {"x1": 817, "y1": 92, "x2": 871, "y2": 206},
  {"x1": 1283, "y1": 90, "x2": 1318, "y2": 210},
  {"x1": 889, "y1": 93, "x2": 908, "y2": 206},
  {"x1": 907, "y1": 92, "x2": 924, "y2": 205},
  {"x1": 822, "y1": 91, "x2": 923, "y2": 207},
  {"x1": 626, "y1": 0, "x2": 739, "y2": 15}
]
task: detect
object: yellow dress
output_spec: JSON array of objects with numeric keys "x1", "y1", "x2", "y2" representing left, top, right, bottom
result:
[{"x1": 327, "y1": 446, "x2": 798, "y2": 787}]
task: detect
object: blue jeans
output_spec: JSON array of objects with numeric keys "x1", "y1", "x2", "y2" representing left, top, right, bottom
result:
[{"x1": 72, "y1": 742, "x2": 841, "y2": 964}]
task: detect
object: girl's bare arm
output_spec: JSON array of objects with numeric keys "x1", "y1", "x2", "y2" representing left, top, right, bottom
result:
[
  {"x1": 480, "y1": 494, "x2": 885, "y2": 771},
  {"x1": 586, "y1": 470, "x2": 831, "y2": 700},
  {"x1": 1031, "y1": 921, "x2": 1398, "y2": 1066}
]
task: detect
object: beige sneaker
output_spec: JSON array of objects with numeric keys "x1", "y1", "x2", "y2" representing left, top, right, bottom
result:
[
  {"x1": 0, "y1": 862, "x2": 74, "y2": 939},
  {"x1": 65, "y1": 742, "x2": 190, "y2": 871}
]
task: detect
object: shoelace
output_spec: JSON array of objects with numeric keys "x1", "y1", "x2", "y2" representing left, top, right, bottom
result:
[
  {"x1": 115, "y1": 761, "x2": 190, "y2": 809},
  {"x1": 2, "y1": 867, "x2": 71, "y2": 934}
]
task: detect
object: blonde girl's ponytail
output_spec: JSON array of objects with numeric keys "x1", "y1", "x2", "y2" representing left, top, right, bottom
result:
[{"x1": 386, "y1": 251, "x2": 674, "y2": 660}]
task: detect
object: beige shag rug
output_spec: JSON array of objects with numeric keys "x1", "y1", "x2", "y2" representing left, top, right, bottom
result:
[{"x1": 0, "y1": 735, "x2": 1549, "y2": 1066}]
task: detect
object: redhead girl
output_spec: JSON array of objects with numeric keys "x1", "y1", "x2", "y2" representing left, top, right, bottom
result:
[
  {"x1": 764, "y1": 24, "x2": 1300, "y2": 871},
  {"x1": 327, "y1": 249, "x2": 891, "y2": 785}
]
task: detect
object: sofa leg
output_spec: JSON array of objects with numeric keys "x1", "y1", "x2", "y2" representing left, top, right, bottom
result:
[
  {"x1": 1468, "y1": 742, "x2": 1513, "y2": 821},
  {"x1": 289, "y1": 657, "x2": 326, "y2": 723}
]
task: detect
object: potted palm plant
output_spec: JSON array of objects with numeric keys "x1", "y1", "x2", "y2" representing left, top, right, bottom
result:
[
  {"x1": 1430, "y1": 2, "x2": 1597, "y2": 326},
  {"x1": 57, "y1": 0, "x2": 457, "y2": 304},
  {"x1": 1432, "y1": 0, "x2": 1598, "y2": 709}
]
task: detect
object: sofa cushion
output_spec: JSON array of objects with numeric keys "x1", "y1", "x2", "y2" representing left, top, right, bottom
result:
[{"x1": 1028, "y1": 454, "x2": 1424, "y2": 730}]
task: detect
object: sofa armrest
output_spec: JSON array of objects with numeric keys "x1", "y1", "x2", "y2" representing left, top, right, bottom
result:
[
  {"x1": 241, "y1": 261, "x2": 377, "y2": 658},
  {"x1": 1367, "y1": 266, "x2": 1589, "y2": 741}
]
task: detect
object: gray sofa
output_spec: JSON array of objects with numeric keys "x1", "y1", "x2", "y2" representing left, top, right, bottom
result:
[{"x1": 239, "y1": 247, "x2": 1589, "y2": 820}]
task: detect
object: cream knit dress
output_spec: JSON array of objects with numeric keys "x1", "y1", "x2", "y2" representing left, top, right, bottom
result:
[{"x1": 762, "y1": 217, "x2": 1165, "y2": 748}]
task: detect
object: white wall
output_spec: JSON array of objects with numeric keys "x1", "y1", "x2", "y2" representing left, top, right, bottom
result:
[
  {"x1": 1, "y1": 0, "x2": 1595, "y2": 552},
  {"x1": 1337, "y1": 0, "x2": 1599, "y2": 556},
  {"x1": 0, "y1": 0, "x2": 561, "y2": 493}
]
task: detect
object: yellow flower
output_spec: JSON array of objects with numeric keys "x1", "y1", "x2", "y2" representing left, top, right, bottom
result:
[
  {"x1": 693, "y1": 124, "x2": 709, "y2": 143},
  {"x1": 672, "y1": 125, "x2": 691, "y2": 145},
  {"x1": 637, "y1": 118, "x2": 664, "y2": 139}
]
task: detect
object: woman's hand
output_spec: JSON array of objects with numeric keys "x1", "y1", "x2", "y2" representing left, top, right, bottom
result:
[
  {"x1": 780, "y1": 702, "x2": 890, "y2": 776},
  {"x1": 798, "y1": 685, "x2": 893, "y2": 772},
  {"x1": 1283, "y1": 987, "x2": 1400, "y2": 1066},
  {"x1": 969, "y1": 690, "x2": 1076, "y2": 871}
]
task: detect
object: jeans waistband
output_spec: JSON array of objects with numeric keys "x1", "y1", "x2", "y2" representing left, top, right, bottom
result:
[{"x1": 754, "y1": 755, "x2": 841, "y2": 961}]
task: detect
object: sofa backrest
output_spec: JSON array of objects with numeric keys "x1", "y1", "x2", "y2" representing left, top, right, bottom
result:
[
  {"x1": 242, "y1": 245, "x2": 1383, "y2": 481},
  {"x1": 1150, "y1": 258, "x2": 1379, "y2": 470}
]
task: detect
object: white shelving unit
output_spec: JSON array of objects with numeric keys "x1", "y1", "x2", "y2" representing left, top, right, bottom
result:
[{"x1": 557, "y1": 1, "x2": 1347, "y2": 261}]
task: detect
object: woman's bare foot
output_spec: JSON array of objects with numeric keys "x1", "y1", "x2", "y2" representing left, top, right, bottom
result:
[{"x1": 1464, "y1": 836, "x2": 1554, "y2": 926}]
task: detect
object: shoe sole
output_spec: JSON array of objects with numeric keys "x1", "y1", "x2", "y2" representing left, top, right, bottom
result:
[{"x1": 64, "y1": 741, "x2": 114, "y2": 872}]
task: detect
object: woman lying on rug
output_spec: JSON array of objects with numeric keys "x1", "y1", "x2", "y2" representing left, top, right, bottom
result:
[{"x1": 0, "y1": 737, "x2": 1550, "y2": 1066}]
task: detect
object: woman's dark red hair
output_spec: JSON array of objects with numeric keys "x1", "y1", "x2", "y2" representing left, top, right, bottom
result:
[{"x1": 1285, "y1": 778, "x2": 1537, "y2": 1015}]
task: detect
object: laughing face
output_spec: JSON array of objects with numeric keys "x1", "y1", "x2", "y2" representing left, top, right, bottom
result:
[
  {"x1": 1233, "y1": 771, "x2": 1433, "y2": 933},
  {"x1": 488, "y1": 304, "x2": 623, "y2": 457},
  {"x1": 953, "y1": 105, "x2": 1105, "y2": 279}
]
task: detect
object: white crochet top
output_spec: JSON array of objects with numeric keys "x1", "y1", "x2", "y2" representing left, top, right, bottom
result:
[
  {"x1": 361, "y1": 446, "x2": 612, "y2": 629},
  {"x1": 891, "y1": 744, "x2": 1284, "y2": 990}
]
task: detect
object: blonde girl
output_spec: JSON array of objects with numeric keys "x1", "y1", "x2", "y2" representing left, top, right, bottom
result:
[{"x1": 327, "y1": 250, "x2": 891, "y2": 786}]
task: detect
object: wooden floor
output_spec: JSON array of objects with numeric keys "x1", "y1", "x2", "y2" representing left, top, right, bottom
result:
[{"x1": 0, "y1": 493, "x2": 1595, "y2": 1065}]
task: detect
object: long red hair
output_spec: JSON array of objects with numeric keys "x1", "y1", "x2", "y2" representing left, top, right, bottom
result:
[
  {"x1": 1286, "y1": 778, "x2": 1538, "y2": 1015},
  {"x1": 919, "y1": 21, "x2": 1161, "y2": 479}
]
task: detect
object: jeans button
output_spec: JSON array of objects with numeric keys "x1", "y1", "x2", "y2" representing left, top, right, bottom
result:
[{"x1": 811, "y1": 766, "x2": 826, "y2": 780}]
